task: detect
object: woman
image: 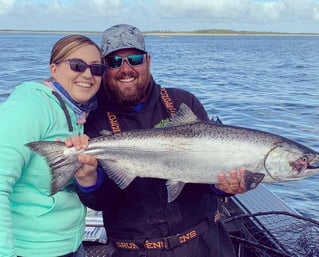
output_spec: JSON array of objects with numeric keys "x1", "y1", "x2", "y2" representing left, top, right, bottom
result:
[{"x1": 0, "y1": 35, "x2": 105, "y2": 257}]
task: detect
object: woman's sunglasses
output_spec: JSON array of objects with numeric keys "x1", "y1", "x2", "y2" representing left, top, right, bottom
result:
[
  {"x1": 106, "y1": 54, "x2": 146, "y2": 69},
  {"x1": 55, "y1": 58, "x2": 106, "y2": 76}
]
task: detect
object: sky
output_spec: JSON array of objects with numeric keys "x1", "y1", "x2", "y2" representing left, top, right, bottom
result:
[{"x1": 0, "y1": 0, "x2": 319, "y2": 33}]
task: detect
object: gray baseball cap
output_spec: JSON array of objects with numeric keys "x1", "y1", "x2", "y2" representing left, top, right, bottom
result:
[{"x1": 101, "y1": 24, "x2": 146, "y2": 57}]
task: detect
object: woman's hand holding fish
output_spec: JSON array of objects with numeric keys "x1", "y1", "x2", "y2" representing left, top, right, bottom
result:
[
  {"x1": 64, "y1": 134, "x2": 99, "y2": 187},
  {"x1": 64, "y1": 133, "x2": 90, "y2": 150},
  {"x1": 215, "y1": 167, "x2": 246, "y2": 194}
]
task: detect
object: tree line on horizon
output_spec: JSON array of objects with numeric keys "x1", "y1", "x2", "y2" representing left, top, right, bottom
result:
[{"x1": 1, "y1": 28, "x2": 318, "y2": 35}]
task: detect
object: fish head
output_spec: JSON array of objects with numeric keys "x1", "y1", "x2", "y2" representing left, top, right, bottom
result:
[{"x1": 264, "y1": 141, "x2": 319, "y2": 182}]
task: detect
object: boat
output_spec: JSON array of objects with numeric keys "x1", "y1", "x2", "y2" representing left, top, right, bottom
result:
[
  {"x1": 82, "y1": 184, "x2": 319, "y2": 257},
  {"x1": 220, "y1": 184, "x2": 319, "y2": 257}
]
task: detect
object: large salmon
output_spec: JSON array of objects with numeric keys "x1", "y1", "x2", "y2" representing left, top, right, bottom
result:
[{"x1": 26, "y1": 104, "x2": 319, "y2": 202}]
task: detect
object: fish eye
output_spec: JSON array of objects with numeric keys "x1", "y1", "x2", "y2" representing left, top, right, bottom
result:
[
  {"x1": 301, "y1": 157, "x2": 308, "y2": 163},
  {"x1": 297, "y1": 156, "x2": 309, "y2": 166}
]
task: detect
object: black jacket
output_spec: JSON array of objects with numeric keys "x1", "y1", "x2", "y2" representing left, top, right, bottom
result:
[{"x1": 79, "y1": 77, "x2": 235, "y2": 257}]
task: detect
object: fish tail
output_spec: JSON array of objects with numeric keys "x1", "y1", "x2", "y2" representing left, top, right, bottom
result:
[
  {"x1": 25, "y1": 141, "x2": 67, "y2": 167},
  {"x1": 25, "y1": 141, "x2": 80, "y2": 195}
]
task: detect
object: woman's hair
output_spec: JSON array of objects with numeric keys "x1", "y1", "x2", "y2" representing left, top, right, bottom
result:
[{"x1": 49, "y1": 34, "x2": 101, "y2": 64}]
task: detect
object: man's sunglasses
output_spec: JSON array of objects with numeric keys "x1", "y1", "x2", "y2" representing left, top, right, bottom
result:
[
  {"x1": 106, "y1": 54, "x2": 146, "y2": 69},
  {"x1": 55, "y1": 58, "x2": 106, "y2": 76}
]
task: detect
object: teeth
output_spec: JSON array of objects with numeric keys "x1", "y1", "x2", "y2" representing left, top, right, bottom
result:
[
  {"x1": 119, "y1": 77, "x2": 135, "y2": 83},
  {"x1": 76, "y1": 82, "x2": 91, "y2": 88}
]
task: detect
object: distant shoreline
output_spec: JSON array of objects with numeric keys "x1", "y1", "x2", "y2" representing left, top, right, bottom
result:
[
  {"x1": 0, "y1": 29, "x2": 319, "y2": 36},
  {"x1": 0, "y1": 30, "x2": 102, "y2": 35}
]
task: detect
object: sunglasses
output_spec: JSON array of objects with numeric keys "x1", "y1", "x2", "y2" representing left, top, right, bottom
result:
[
  {"x1": 106, "y1": 54, "x2": 146, "y2": 69},
  {"x1": 55, "y1": 58, "x2": 106, "y2": 76}
]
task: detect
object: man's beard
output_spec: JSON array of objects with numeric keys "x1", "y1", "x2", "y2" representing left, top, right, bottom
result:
[
  {"x1": 104, "y1": 70, "x2": 151, "y2": 109},
  {"x1": 106, "y1": 83, "x2": 149, "y2": 109}
]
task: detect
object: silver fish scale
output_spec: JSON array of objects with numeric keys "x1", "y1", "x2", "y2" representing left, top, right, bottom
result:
[
  {"x1": 25, "y1": 104, "x2": 319, "y2": 198},
  {"x1": 83, "y1": 122, "x2": 313, "y2": 184}
]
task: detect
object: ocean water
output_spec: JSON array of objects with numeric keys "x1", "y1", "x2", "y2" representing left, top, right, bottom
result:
[{"x1": 0, "y1": 32, "x2": 318, "y2": 220}]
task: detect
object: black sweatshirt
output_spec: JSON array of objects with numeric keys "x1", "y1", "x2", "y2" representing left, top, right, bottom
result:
[{"x1": 79, "y1": 77, "x2": 236, "y2": 257}]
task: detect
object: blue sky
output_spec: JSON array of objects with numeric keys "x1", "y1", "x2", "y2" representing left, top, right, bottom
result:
[{"x1": 1, "y1": 0, "x2": 319, "y2": 33}]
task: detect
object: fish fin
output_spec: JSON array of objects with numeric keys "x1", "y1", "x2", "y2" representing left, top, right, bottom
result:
[
  {"x1": 243, "y1": 170, "x2": 265, "y2": 191},
  {"x1": 99, "y1": 160, "x2": 136, "y2": 189},
  {"x1": 25, "y1": 141, "x2": 80, "y2": 195},
  {"x1": 99, "y1": 130, "x2": 113, "y2": 136},
  {"x1": 166, "y1": 180, "x2": 186, "y2": 203},
  {"x1": 213, "y1": 116, "x2": 223, "y2": 125},
  {"x1": 167, "y1": 103, "x2": 200, "y2": 127}
]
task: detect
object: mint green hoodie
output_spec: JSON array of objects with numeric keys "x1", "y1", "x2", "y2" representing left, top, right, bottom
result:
[{"x1": 0, "y1": 82, "x2": 86, "y2": 257}]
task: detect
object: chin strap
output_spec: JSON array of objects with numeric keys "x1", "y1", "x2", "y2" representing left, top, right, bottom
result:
[{"x1": 51, "y1": 90, "x2": 73, "y2": 132}]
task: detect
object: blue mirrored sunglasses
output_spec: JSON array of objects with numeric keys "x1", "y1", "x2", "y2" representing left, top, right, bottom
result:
[
  {"x1": 106, "y1": 54, "x2": 146, "y2": 69},
  {"x1": 55, "y1": 58, "x2": 106, "y2": 76}
]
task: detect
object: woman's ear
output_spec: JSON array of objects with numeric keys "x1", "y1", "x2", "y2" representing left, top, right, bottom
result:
[{"x1": 50, "y1": 63, "x2": 58, "y2": 80}]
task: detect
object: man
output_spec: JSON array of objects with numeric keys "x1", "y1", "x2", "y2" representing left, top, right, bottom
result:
[{"x1": 73, "y1": 24, "x2": 245, "y2": 257}]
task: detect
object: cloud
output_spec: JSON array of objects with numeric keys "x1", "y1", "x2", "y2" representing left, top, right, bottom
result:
[
  {"x1": 150, "y1": 0, "x2": 319, "y2": 32},
  {"x1": 0, "y1": 0, "x2": 318, "y2": 33},
  {"x1": 155, "y1": 0, "x2": 319, "y2": 23},
  {"x1": 0, "y1": 0, "x2": 124, "y2": 31},
  {"x1": 0, "y1": 0, "x2": 15, "y2": 15}
]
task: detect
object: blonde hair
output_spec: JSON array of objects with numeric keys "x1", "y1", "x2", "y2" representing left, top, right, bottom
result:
[{"x1": 50, "y1": 34, "x2": 101, "y2": 64}]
